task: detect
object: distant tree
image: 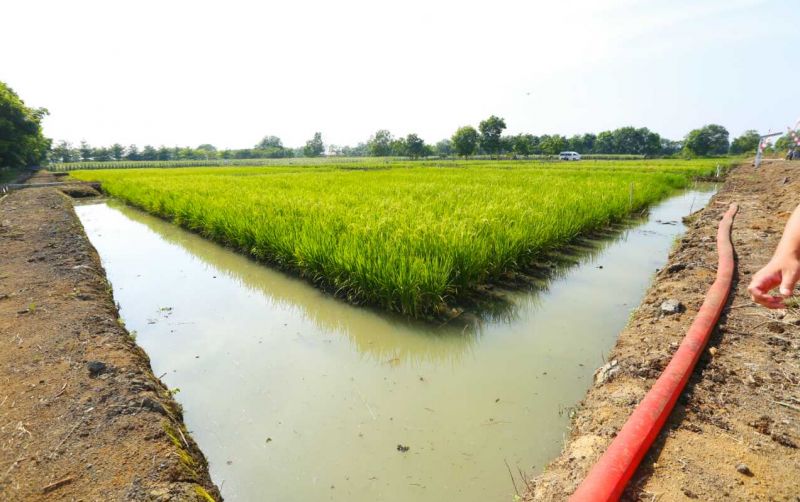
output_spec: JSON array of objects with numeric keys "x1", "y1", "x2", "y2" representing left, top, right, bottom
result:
[
  {"x1": 581, "y1": 133, "x2": 596, "y2": 153},
  {"x1": 729, "y1": 130, "x2": 760, "y2": 154},
  {"x1": 255, "y1": 136, "x2": 282, "y2": 149},
  {"x1": 341, "y1": 143, "x2": 368, "y2": 157},
  {"x1": 405, "y1": 133, "x2": 425, "y2": 159},
  {"x1": 111, "y1": 143, "x2": 125, "y2": 160},
  {"x1": 367, "y1": 129, "x2": 394, "y2": 157},
  {"x1": 591, "y1": 127, "x2": 661, "y2": 156},
  {"x1": 156, "y1": 146, "x2": 172, "y2": 161},
  {"x1": 512, "y1": 134, "x2": 532, "y2": 157},
  {"x1": 640, "y1": 129, "x2": 662, "y2": 156},
  {"x1": 613, "y1": 127, "x2": 641, "y2": 153},
  {"x1": 539, "y1": 134, "x2": 567, "y2": 155},
  {"x1": 390, "y1": 137, "x2": 407, "y2": 157},
  {"x1": 180, "y1": 147, "x2": 198, "y2": 160},
  {"x1": 79, "y1": 141, "x2": 93, "y2": 161},
  {"x1": 92, "y1": 147, "x2": 112, "y2": 161},
  {"x1": 125, "y1": 144, "x2": 141, "y2": 161},
  {"x1": 141, "y1": 145, "x2": 158, "y2": 161},
  {"x1": 660, "y1": 138, "x2": 682, "y2": 156},
  {"x1": 566, "y1": 135, "x2": 584, "y2": 153},
  {"x1": 452, "y1": 126, "x2": 479, "y2": 158},
  {"x1": 499, "y1": 135, "x2": 515, "y2": 155},
  {"x1": 775, "y1": 133, "x2": 796, "y2": 152},
  {"x1": 684, "y1": 124, "x2": 729, "y2": 157},
  {"x1": 594, "y1": 131, "x2": 615, "y2": 154},
  {"x1": 303, "y1": 132, "x2": 325, "y2": 157},
  {"x1": 434, "y1": 139, "x2": 452, "y2": 157},
  {"x1": 478, "y1": 115, "x2": 506, "y2": 157},
  {"x1": 0, "y1": 81, "x2": 50, "y2": 167},
  {"x1": 51, "y1": 141, "x2": 77, "y2": 163},
  {"x1": 196, "y1": 144, "x2": 217, "y2": 159}
]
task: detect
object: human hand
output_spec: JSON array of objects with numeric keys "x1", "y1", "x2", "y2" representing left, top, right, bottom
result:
[{"x1": 748, "y1": 252, "x2": 800, "y2": 308}]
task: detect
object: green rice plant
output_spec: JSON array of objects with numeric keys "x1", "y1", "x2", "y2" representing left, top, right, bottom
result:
[{"x1": 71, "y1": 160, "x2": 726, "y2": 317}]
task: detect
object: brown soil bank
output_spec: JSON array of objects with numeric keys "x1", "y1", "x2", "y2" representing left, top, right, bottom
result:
[
  {"x1": 0, "y1": 174, "x2": 221, "y2": 500},
  {"x1": 526, "y1": 161, "x2": 800, "y2": 501}
]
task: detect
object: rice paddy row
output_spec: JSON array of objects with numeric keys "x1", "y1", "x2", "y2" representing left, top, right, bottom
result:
[{"x1": 70, "y1": 159, "x2": 731, "y2": 317}]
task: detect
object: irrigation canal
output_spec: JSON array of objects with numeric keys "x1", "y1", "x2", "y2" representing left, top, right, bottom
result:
[{"x1": 75, "y1": 184, "x2": 715, "y2": 502}]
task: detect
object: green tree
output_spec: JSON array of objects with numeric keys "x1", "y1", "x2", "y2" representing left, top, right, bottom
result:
[
  {"x1": 478, "y1": 115, "x2": 506, "y2": 157},
  {"x1": 641, "y1": 129, "x2": 662, "y2": 156},
  {"x1": 141, "y1": 145, "x2": 158, "y2": 161},
  {"x1": 660, "y1": 138, "x2": 682, "y2": 156},
  {"x1": 566, "y1": 135, "x2": 584, "y2": 153},
  {"x1": 111, "y1": 143, "x2": 125, "y2": 160},
  {"x1": 451, "y1": 126, "x2": 479, "y2": 158},
  {"x1": 0, "y1": 81, "x2": 50, "y2": 167},
  {"x1": 592, "y1": 127, "x2": 661, "y2": 155},
  {"x1": 512, "y1": 134, "x2": 533, "y2": 157},
  {"x1": 729, "y1": 130, "x2": 760, "y2": 154},
  {"x1": 499, "y1": 135, "x2": 514, "y2": 155},
  {"x1": 92, "y1": 147, "x2": 112, "y2": 161},
  {"x1": 581, "y1": 133, "x2": 596, "y2": 153},
  {"x1": 539, "y1": 134, "x2": 567, "y2": 155},
  {"x1": 594, "y1": 131, "x2": 615, "y2": 153},
  {"x1": 434, "y1": 139, "x2": 452, "y2": 157},
  {"x1": 255, "y1": 136, "x2": 282, "y2": 149},
  {"x1": 51, "y1": 141, "x2": 77, "y2": 163},
  {"x1": 367, "y1": 129, "x2": 394, "y2": 157},
  {"x1": 125, "y1": 144, "x2": 141, "y2": 161},
  {"x1": 196, "y1": 144, "x2": 217, "y2": 159},
  {"x1": 683, "y1": 124, "x2": 729, "y2": 157},
  {"x1": 405, "y1": 133, "x2": 425, "y2": 159},
  {"x1": 79, "y1": 141, "x2": 93, "y2": 161},
  {"x1": 775, "y1": 133, "x2": 796, "y2": 151},
  {"x1": 390, "y1": 137, "x2": 407, "y2": 157},
  {"x1": 303, "y1": 132, "x2": 324, "y2": 157},
  {"x1": 341, "y1": 143, "x2": 368, "y2": 157},
  {"x1": 157, "y1": 146, "x2": 172, "y2": 161}
]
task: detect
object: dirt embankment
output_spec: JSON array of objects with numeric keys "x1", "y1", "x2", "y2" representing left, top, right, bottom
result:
[
  {"x1": 526, "y1": 161, "x2": 800, "y2": 501},
  {"x1": 0, "y1": 172, "x2": 221, "y2": 501}
]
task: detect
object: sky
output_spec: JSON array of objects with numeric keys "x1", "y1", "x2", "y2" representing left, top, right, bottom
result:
[{"x1": 2, "y1": 0, "x2": 798, "y2": 149}]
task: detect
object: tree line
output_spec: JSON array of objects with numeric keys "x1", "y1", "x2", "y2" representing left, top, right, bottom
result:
[
  {"x1": 0, "y1": 78, "x2": 788, "y2": 168},
  {"x1": 50, "y1": 120, "x2": 770, "y2": 165}
]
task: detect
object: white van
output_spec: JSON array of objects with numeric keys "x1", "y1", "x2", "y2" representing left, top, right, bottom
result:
[{"x1": 559, "y1": 151, "x2": 581, "y2": 161}]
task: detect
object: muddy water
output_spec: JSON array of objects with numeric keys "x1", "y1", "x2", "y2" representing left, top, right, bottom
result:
[{"x1": 75, "y1": 185, "x2": 714, "y2": 502}]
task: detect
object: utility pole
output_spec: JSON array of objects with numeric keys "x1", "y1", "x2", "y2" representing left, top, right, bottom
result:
[{"x1": 754, "y1": 131, "x2": 781, "y2": 168}]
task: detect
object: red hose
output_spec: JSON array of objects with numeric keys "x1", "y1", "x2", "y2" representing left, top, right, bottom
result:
[{"x1": 570, "y1": 202, "x2": 739, "y2": 501}]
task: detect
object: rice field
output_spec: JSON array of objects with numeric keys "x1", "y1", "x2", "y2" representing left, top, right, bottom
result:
[{"x1": 70, "y1": 159, "x2": 732, "y2": 316}]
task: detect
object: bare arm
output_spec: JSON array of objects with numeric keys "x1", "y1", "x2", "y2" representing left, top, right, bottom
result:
[{"x1": 748, "y1": 204, "x2": 800, "y2": 308}]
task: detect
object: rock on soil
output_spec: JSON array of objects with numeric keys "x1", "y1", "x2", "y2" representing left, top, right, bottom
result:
[{"x1": 660, "y1": 299, "x2": 684, "y2": 315}]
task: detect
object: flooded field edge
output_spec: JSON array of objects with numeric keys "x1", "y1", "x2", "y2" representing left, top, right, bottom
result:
[
  {"x1": 76, "y1": 182, "x2": 720, "y2": 500},
  {"x1": 75, "y1": 176, "x2": 716, "y2": 326}
]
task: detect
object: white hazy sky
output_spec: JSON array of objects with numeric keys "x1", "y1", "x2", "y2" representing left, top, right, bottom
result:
[{"x1": 2, "y1": 0, "x2": 798, "y2": 149}]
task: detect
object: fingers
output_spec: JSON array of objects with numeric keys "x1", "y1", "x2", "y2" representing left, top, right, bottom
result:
[
  {"x1": 779, "y1": 267, "x2": 800, "y2": 297},
  {"x1": 748, "y1": 269, "x2": 783, "y2": 308}
]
